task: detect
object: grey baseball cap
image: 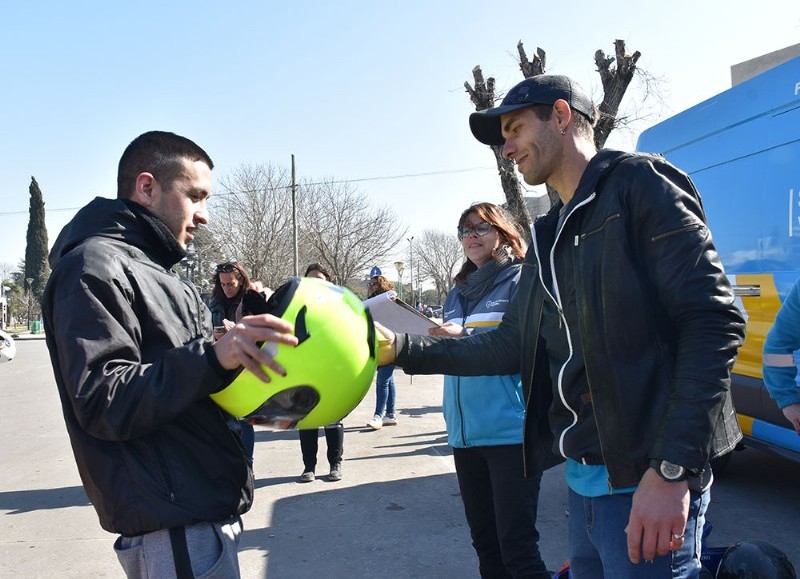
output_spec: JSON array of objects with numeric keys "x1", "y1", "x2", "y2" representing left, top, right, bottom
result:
[{"x1": 469, "y1": 75, "x2": 595, "y2": 146}]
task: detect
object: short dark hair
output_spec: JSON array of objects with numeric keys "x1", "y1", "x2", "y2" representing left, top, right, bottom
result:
[
  {"x1": 304, "y1": 263, "x2": 331, "y2": 281},
  {"x1": 117, "y1": 131, "x2": 214, "y2": 199}
]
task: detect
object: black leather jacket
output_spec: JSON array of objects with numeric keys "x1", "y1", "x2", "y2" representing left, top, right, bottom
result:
[
  {"x1": 399, "y1": 150, "x2": 745, "y2": 488},
  {"x1": 43, "y1": 198, "x2": 252, "y2": 536}
]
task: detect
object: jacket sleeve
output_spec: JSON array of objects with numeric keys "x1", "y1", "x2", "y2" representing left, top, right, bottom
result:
[
  {"x1": 399, "y1": 278, "x2": 523, "y2": 377},
  {"x1": 763, "y1": 280, "x2": 800, "y2": 409},
  {"x1": 624, "y1": 157, "x2": 746, "y2": 468},
  {"x1": 45, "y1": 248, "x2": 231, "y2": 442}
]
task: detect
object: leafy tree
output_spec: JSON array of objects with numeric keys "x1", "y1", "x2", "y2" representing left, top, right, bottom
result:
[{"x1": 24, "y1": 177, "x2": 49, "y2": 307}]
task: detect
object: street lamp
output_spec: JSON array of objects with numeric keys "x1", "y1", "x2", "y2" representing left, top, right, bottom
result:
[
  {"x1": 394, "y1": 261, "x2": 405, "y2": 301},
  {"x1": 25, "y1": 277, "x2": 33, "y2": 331}
]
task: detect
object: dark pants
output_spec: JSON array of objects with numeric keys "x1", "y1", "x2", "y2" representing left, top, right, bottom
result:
[
  {"x1": 453, "y1": 445, "x2": 549, "y2": 579},
  {"x1": 299, "y1": 423, "x2": 344, "y2": 471}
]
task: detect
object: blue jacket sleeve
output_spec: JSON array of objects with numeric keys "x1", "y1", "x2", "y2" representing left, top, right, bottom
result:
[{"x1": 763, "y1": 280, "x2": 800, "y2": 409}]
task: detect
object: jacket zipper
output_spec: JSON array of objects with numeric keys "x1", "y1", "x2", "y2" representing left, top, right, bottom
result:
[{"x1": 533, "y1": 193, "x2": 600, "y2": 461}]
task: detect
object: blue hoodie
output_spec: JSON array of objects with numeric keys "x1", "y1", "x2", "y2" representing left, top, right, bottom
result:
[{"x1": 442, "y1": 262, "x2": 524, "y2": 448}]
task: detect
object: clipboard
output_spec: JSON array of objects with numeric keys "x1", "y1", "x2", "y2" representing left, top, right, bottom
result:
[{"x1": 363, "y1": 291, "x2": 440, "y2": 334}]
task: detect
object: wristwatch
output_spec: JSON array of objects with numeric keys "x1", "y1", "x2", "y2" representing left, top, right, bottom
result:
[{"x1": 650, "y1": 459, "x2": 688, "y2": 482}]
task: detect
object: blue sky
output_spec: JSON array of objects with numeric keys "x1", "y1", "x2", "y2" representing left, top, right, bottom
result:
[{"x1": 2, "y1": 1, "x2": 799, "y2": 276}]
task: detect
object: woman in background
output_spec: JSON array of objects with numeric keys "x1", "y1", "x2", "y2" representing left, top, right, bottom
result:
[
  {"x1": 208, "y1": 260, "x2": 256, "y2": 462},
  {"x1": 366, "y1": 275, "x2": 398, "y2": 430},
  {"x1": 297, "y1": 263, "x2": 345, "y2": 482},
  {"x1": 428, "y1": 202, "x2": 549, "y2": 579}
]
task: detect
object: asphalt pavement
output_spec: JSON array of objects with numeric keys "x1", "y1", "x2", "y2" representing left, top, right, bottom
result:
[{"x1": 0, "y1": 336, "x2": 572, "y2": 578}]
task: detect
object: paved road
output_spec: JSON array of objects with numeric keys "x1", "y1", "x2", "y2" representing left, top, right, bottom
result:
[{"x1": 1, "y1": 338, "x2": 798, "y2": 578}]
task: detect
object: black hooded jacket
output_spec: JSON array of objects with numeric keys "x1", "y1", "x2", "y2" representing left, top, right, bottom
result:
[
  {"x1": 399, "y1": 150, "x2": 745, "y2": 488},
  {"x1": 43, "y1": 197, "x2": 252, "y2": 536}
]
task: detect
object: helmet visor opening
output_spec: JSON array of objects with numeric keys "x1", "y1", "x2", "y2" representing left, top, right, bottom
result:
[{"x1": 245, "y1": 385, "x2": 320, "y2": 429}]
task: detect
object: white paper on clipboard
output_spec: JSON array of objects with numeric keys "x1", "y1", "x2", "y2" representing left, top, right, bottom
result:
[{"x1": 363, "y1": 291, "x2": 440, "y2": 334}]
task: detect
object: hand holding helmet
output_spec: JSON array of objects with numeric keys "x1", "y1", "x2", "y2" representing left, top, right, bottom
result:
[{"x1": 211, "y1": 277, "x2": 378, "y2": 429}]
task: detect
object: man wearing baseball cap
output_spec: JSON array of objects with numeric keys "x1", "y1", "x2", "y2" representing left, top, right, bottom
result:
[{"x1": 377, "y1": 74, "x2": 745, "y2": 578}]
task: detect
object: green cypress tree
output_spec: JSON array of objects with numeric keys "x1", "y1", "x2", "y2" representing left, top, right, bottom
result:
[{"x1": 24, "y1": 176, "x2": 50, "y2": 306}]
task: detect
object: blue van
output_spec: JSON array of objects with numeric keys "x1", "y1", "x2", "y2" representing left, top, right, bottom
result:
[{"x1": 637, "y1": 55, "x2": 800, "y2": 464}]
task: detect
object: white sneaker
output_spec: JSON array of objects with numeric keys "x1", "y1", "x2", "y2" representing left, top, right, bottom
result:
[
  {"x1": 382, "y1": 415, "x2": 398, "y2": 426},
  {"x1": 366, "y1": 415, "x2": 383, "y2": 430}
]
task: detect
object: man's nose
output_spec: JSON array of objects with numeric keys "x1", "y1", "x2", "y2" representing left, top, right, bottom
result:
[
  {"x1": 501, "y1": 139, "x2": 514, "y2": 161},
  {"x1": 195, "y1": 200, "x2": 209, "y2": 225}
]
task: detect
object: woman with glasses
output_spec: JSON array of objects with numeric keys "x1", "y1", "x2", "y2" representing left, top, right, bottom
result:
[
  {"x1": 209, "y1": 261, "x2": 257, "y2": 462},
  {"x1": 366, "y1": 275, "x2": 399, "y2": 430},
  {"x1": 427, "y1": 202, "x2": 550, "y2": 579}
]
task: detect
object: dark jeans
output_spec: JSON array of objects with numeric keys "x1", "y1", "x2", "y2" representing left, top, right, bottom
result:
[
  {"x1": 299, "y1": 423, "x2": 344, "y2": 471},
  {"x1": 453, "y1": 445, "x2": 549, "y2": 579}
]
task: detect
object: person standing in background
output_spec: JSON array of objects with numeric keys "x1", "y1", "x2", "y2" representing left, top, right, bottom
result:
[
  {"x1": 297, "y1": 263, "x2": 345, "y2": 482},
  {"x1": 762, "y1": 277, "x2": 800, "y2": 435},
  {"x1": 209, "y1": 260, "x2": 260, "y2": 461},
  {"x1": 428, "y1": 201, "x2": 550, "y2": 579},
  {"x1": 366, "y1": 275, "x2": 399, "y2": 431}
]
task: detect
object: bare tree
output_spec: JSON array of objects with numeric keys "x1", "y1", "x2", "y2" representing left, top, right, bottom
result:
[
  {"x1": 207, "y1": 163, "x2": 297, "y2": 288},
  {"x1": 466, "y1": 39, "x2": 644, "y2": 214},
  {"x1": 416, "y1": 229, "x2": 463, "y2": 303},
  {"x1": 300, "y1": 179, "x2": 406, "y2": 289}
]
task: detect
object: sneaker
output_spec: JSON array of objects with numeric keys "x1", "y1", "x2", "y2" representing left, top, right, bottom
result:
[
  {"x1": 366, "y1": 415, "x2": 383, "y2": 430},
  {"x1": 298, "y1": 470, "x2": 315, "y2": 483},
  {"x1": 328, "y1": 462, "x2": 343, "y2": 482},
  {"x1": 382, "y1": 415, "x2": 398, "y2": 426}
]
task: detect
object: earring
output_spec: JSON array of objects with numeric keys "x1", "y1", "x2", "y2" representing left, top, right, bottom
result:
[{"x1": 560, "y1": 128, "x2": 566, "y2": 136}]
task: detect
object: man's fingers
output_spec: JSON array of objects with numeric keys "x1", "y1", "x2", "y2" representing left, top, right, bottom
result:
[{"x1": 626, "y1": 521, "x2": 643, "y2": 564}]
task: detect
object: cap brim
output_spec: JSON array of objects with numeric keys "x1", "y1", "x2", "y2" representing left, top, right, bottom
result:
[{"x1": 469, "y1": 103, "x2": 534, "y2": 146}]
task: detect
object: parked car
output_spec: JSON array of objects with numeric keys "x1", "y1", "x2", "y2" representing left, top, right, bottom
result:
[{"x1": 424, "y1": 305, "x2": 442, "y2": 318}]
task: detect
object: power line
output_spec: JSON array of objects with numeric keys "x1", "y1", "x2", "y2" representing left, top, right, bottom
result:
[{"x1": 0, "y1": 164, "x2": 498, "y2": 217}]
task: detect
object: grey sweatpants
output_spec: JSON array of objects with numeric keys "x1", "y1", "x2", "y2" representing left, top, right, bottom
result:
[{"x1": 113, "y1": 517, "x2": 242, "y2": 578}]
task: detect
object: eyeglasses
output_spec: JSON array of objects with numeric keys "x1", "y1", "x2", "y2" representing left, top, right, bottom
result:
[
  {"x1": 457, "y1": 222, "x2": 493, "y2": 241},
  {"x1": 216, "y1": 261, "x2": 238, "y2": 273}
]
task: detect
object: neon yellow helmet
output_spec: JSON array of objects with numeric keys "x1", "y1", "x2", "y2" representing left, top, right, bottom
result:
[{"x1": 210, "y1": 277, "x2": 377, "y2": 429}]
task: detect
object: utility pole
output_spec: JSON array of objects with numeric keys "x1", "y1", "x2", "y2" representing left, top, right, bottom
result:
[{"x1": 291, "y1": 154, "x2": 298, "y2": 276}]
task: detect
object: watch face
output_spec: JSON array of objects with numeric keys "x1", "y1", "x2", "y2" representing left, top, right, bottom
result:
[{"x1": 660, "y1": 461, "x2": 685, "y2": 480}]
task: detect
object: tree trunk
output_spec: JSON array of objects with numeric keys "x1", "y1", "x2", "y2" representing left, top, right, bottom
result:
[
  {"x1": 465, "y1": 66, "x2": 532, "y2": 244},
  {"x1": 593, "y1": 39, "x2": 641, "y2": 149}
]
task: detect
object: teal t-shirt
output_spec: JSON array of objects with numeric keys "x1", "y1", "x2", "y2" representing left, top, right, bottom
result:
[{"x1": 566, "y1": 459, "x2": 637, "y2": 497}]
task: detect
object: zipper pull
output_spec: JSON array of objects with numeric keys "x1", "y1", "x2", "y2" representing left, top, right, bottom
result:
[{"x1": 574, "y1": 235, "x2": 579, "y2": 247}]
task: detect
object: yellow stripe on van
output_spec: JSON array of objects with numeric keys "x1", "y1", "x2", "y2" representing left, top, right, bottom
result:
[
  {"x1": 733, "y1": 273, "x2": 781, "y2": 379},
  {"x1": 737, "y1": 413, "x2": 755, "y2": 437}
]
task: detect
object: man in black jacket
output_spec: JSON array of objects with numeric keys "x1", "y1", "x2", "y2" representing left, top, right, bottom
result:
[
  {"x1": 377, "y1": 76, "x2": 745, "y2": 578},
  {"x1": 43, "y1": 131, "x2": 298, "y2": 578}
]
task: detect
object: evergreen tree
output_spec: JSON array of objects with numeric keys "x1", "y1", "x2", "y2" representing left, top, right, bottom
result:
[{"x1": 24, "y1": 176, "x2": 50, "y2": 306}]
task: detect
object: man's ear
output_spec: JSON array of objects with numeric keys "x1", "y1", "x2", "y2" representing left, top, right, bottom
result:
[
  {"x1": 132, "y1": 172, "x2": 157, "y2": 207},
  {"x1": 552, "y1": 99, "x2": 574, "y2": 132}
]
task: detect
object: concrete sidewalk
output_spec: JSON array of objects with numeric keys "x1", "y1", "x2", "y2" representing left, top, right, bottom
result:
[{"x1": 0, "y1": 339, "x2": 571, "y2": 578}]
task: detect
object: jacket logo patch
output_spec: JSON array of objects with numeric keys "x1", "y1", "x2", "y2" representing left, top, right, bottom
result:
[{"x1": 485, "y1": 299, "x2": 509, "y2": 309}]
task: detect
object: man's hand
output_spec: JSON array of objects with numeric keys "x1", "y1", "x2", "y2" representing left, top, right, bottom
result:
[
  {"x1": 626, "y1": 468, "x2": 690, "y2": 564},
  {"x1": 374, "y1": 322, "x2": 397, "y2": 366},
  {"x1": 428, "y1": 322, "x2": 464, "y2": 338},
  {"x1": 782, "y1": 403, "x2": 800, "y2": 434},
  {"x1": 213, "y1": 314, "x2": 298, "y2": 382}
]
